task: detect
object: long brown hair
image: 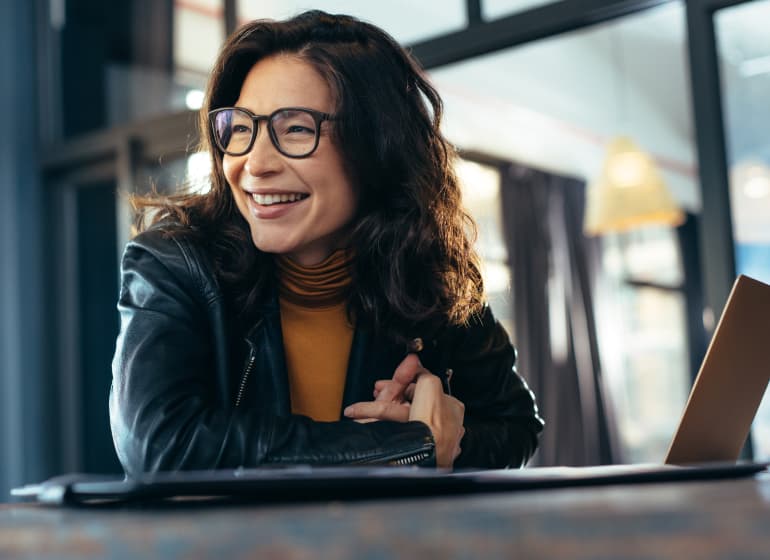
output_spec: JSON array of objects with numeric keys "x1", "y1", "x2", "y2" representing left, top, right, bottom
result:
[{"x1": 133, "y1": 10, "x2": 484, "y2": 341}]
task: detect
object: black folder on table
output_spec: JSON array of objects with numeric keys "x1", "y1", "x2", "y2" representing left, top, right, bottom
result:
[
  {"x1": 11, "y1": 463, "x2": 768, "y2": 506},
  {"x1": 12, "y1": 275, "x2": 770, "y2": 506}
]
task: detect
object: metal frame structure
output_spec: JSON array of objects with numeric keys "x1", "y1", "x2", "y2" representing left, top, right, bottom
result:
[
  {"x1": 410, "y1": 0, "x2": 670, "y2": 67},
  {"x1": 684, "y1": 0, "x2": 749, "y2": 334}
]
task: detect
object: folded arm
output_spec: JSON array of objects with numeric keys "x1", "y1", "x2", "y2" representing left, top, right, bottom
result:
[{"x1": 110, "y1": 233, "x2": 435, "y2": 477}]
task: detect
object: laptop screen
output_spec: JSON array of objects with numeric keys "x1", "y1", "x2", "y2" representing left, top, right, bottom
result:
[{"x1": 665, "y1": 274, "x2": 770, "y2": 465}]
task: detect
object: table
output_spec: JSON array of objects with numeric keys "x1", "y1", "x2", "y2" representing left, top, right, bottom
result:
[{"x1": 2, "y1": 474, "x2": 770, "y2": 559}]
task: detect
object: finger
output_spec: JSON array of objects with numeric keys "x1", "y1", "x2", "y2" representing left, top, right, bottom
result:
[
  {"x1": 404, "y1": 382, "x2": 417, "y2": 402},
  {"x1": 354, "y1": 418, "x2": 379, "y2": 424},
  {"x1": 344, "y1": 401, "x2": 410, "y2": 422},
  {"x1": 376, "y1": 354, "x2": 423, "y2": 402},
  {"x1": 392, "y1": 354, "x2": 423, "y2": 386},
  {"x1": 374, "y1": 380, "x2": 399, "y2": 401},
  {"x1": 373, "y1": 383, "x2": 399, "y2": 402},
  {"x1": 453, "y1": 425, "x2": 466, "y2": 461},
  {"x1": 450, "y1": 396, "x2": 466, "y2": 417},
  {"x1": 408, "y1": 373, "x2": 445, "y2": 422},
  {"x1": 413, "y1": 371, "x2": 443, "y2": 392}
]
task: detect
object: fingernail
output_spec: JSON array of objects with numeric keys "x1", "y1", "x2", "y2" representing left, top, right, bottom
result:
[{"x1": 343, "y1": 406, "x2": 352, "y2": 416}]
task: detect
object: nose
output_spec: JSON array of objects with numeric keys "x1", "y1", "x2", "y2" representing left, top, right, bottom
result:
[{"x1": 244, "y1": 125, "x2": 282, "y2": 177}]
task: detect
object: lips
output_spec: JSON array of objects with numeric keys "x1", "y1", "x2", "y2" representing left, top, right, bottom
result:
[{"x1": 243, "y1": 190, "x2": 309, "y2": 219}]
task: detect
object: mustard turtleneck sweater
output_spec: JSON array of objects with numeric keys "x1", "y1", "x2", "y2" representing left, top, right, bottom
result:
[{"x1": 276, "y1": 250, "x2": 355, "y2": 422}]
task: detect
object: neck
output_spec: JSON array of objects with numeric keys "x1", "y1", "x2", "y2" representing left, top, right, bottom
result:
[{"x1": 276, "y1": 249, "x2": 353, "y2": 308}]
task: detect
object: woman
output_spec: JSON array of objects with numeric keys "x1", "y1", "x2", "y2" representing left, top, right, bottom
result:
[{"x1": 110, "y1": 10, "x2": 543, "y2": 476}]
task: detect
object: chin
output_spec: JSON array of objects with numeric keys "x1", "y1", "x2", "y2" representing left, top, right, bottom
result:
[
  {"x1": 250, "y1": 231, "x2": 295, "y2": 256},
  {"x1": 251, "y1": 238, "x2": 284, "y2": 255}
]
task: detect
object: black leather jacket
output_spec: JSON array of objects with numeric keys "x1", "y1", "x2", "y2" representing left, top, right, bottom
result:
[{"x1": 110, "y1": 225, "x2": 543, "y2": 476}]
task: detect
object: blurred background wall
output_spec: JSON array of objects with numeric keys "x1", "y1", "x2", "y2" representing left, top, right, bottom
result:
[{"x1": 2, "y1": 0, "x2": 769, "y2": 497}]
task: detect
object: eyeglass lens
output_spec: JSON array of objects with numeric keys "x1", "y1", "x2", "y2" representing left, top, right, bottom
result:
[{"x1": 212, "y1": 108, "x2": 320, "y2": 157}]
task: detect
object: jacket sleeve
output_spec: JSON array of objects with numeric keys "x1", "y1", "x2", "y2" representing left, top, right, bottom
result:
[
  {"x1": 449, "y1": 305, "x2": 544, "y2": 469},
  {"x1": 109, "y1": 231, "x2": 435, "y2": 477}
]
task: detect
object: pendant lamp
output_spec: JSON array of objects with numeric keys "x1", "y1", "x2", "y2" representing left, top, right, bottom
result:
[{"x1": 584, "y1": 136, "x2": 685, "y2": 235}]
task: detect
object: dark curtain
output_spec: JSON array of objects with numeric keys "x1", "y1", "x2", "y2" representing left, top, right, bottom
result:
[{"x1": 500, "y1": 163, "x2": 620, "y2": 466}]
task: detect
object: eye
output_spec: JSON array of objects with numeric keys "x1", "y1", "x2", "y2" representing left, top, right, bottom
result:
[
  {"x1": 231, "y1": 124, "x2": 252, "y2": 134},
  {"x1": 273, "y1": 110, "x2": 317, "y2": 137},
  {"x1": 285, "y1": 124, "x2": 315, "y2": 134}
]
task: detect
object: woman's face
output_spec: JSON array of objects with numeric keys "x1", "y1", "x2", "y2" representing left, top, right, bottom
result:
[{"x1": 222, "y1": 55, "x2": 358, "y2": 266}]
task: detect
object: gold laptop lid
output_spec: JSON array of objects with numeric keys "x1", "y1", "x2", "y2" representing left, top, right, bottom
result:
[{"x1": 665, "y1": 274, "x2": 770, "y2": 465}]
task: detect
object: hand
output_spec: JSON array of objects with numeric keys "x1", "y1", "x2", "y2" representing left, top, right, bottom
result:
[
  {"x1": 408, "y1": 373, "x2": 465, "y2": 468},
  {"x1": 344, "y1": 354, "x2": 465, "y2": 468},
  {"x1": 372, "y1": 353, "x2": 422, "y2": 404},
  {"x1": 344, "y1": 353, "x2": 423, "y2": 424}
]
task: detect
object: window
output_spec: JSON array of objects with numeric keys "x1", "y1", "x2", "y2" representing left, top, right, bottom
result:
[
  {"x1": 174, "y1": 0, "x2": 225, "y2": 109},
  {"x1": 431, "y1": 1, "x2": 695, "y2": 462},
  {"x1": 483, "y1": 0, "x2": 558, "y2": 20},
  {"x1": 236, "y1": 0, "x2": 467, "y2": 45},
  {"x1": 715, "y1": 0, "x2": 770, "y2": 460},
  {"x1": 175, "y1": 0, "x2": 225, "y2": 74},
  {"x1": 595, "y1": 228, "x2": 690, "y2": 462},
  {"x1": 456, "y1": 159, "x2": 514, "y2": 335}
]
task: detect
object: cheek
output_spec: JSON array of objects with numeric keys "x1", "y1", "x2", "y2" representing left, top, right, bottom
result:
[
  {"x1": 341, "y1": 177, "x2": 360, "y2": 217},
  {"x1": 342, "y1": 190, "x2": 358, "y2": 223},
  {"x1": 222, "y1": 156, "x2": 239, "y2": 186},
  {"x1": 222, "y1": 158, "x2": 249, "y2": 218}
]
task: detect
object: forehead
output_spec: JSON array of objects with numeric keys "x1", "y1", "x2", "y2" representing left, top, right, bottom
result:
[{"x1": 234, "y1": 55, "x2": 333, "y2": 113}]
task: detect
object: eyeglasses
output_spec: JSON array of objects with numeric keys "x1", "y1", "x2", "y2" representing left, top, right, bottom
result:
[{"x1": 209, "y1": 106, "x2": 335, "y2": 158}]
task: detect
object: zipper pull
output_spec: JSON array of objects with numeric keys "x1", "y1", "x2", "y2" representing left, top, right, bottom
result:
[
  {"x1": 406, "y1": 337, "x2": 424, "y2": 353},
  {"x1": 406, "y1": 337, "x2": 452, "y2": 395}
]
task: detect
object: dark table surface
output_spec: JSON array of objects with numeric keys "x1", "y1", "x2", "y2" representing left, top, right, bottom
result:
[{"x1": 2, "y1": 473, "x2": 770, "y2": 559}]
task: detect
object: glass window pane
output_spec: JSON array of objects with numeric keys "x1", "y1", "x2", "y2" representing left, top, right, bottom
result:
[
  {"x1": 431, "y1": 2, "x2": 697, "y2": 213},
  {"x1": 431, "y1": 1, "x2": 694, "y2": 462},
  {"x1": 596, "y1": 228, "x2": 689, "y2": 462},
  {"x1": 715, "y1": 0, "x2": 770, "y2": 461},
  {"x1": 483, "y1": 0, "x2": 558, "y2": 20},
  {"x1": 598, "y1": 284, "x2": 690, "y2": 462},
  {"x1": 456, "y1": 159, "x2": 513, "y2": 334},
  {"x1": 174, "y1": 0, "x2": 225, "y2": 75},
  {"x1": 104, "y1": 0, "x2": 221, "y2": 128},
  {"x1": 236, "y1": 1, "x2": 467, "y2": 45}
]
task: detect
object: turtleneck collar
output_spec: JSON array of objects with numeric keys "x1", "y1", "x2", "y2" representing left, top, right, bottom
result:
[{"x1": 276, "y1": 249, "x2": 353, "y2": 308}]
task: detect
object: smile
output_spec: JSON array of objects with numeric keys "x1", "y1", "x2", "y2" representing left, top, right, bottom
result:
[{"x1": 251, "y1": 192, "x2": 309, "y2": 206}]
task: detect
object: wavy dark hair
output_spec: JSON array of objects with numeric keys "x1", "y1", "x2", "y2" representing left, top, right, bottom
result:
[{"x1": 133, "y1": 10, "x2": 485, "y2": 341}]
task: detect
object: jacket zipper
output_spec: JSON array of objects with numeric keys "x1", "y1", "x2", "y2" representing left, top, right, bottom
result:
[
  {"x1": 387, "y1": 450, "x2": 432, "y2": 466},
  {"x1": 235, "y1": 353, "x2": 256, "y2": 408},
  {"x1": 354, "y1": 440, "x2": 435, "y2": 466}
]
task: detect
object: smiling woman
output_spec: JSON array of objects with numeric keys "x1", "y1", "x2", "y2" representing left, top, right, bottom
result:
[
  {"x1": 222, "y1": 56, "x2": 358, "y2": 266},
  {"x1": 110, "y1": 10, "x2": 543, "y2": 475}
]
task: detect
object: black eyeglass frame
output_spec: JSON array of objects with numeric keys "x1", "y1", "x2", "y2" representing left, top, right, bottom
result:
[{"x1": 208, "y1": 106, "x2": 335, "y2": 159}]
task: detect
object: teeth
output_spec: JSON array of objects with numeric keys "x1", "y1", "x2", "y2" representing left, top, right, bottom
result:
[{"x1": 251, "y1": 193, "x2": 307, "y2": 205}]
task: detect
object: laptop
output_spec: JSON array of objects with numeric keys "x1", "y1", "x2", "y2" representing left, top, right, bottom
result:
[
  {"x1": 665, "y1": 274, "x2": 770, "y2": 465},
  {"x1": 12, "y1": 275, "x2": 770, "y2": 506}
]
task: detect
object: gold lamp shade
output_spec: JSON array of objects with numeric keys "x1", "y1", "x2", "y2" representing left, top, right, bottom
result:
[{"x1": 584, "y1": 136, "x2": 685, "y2": 235}]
